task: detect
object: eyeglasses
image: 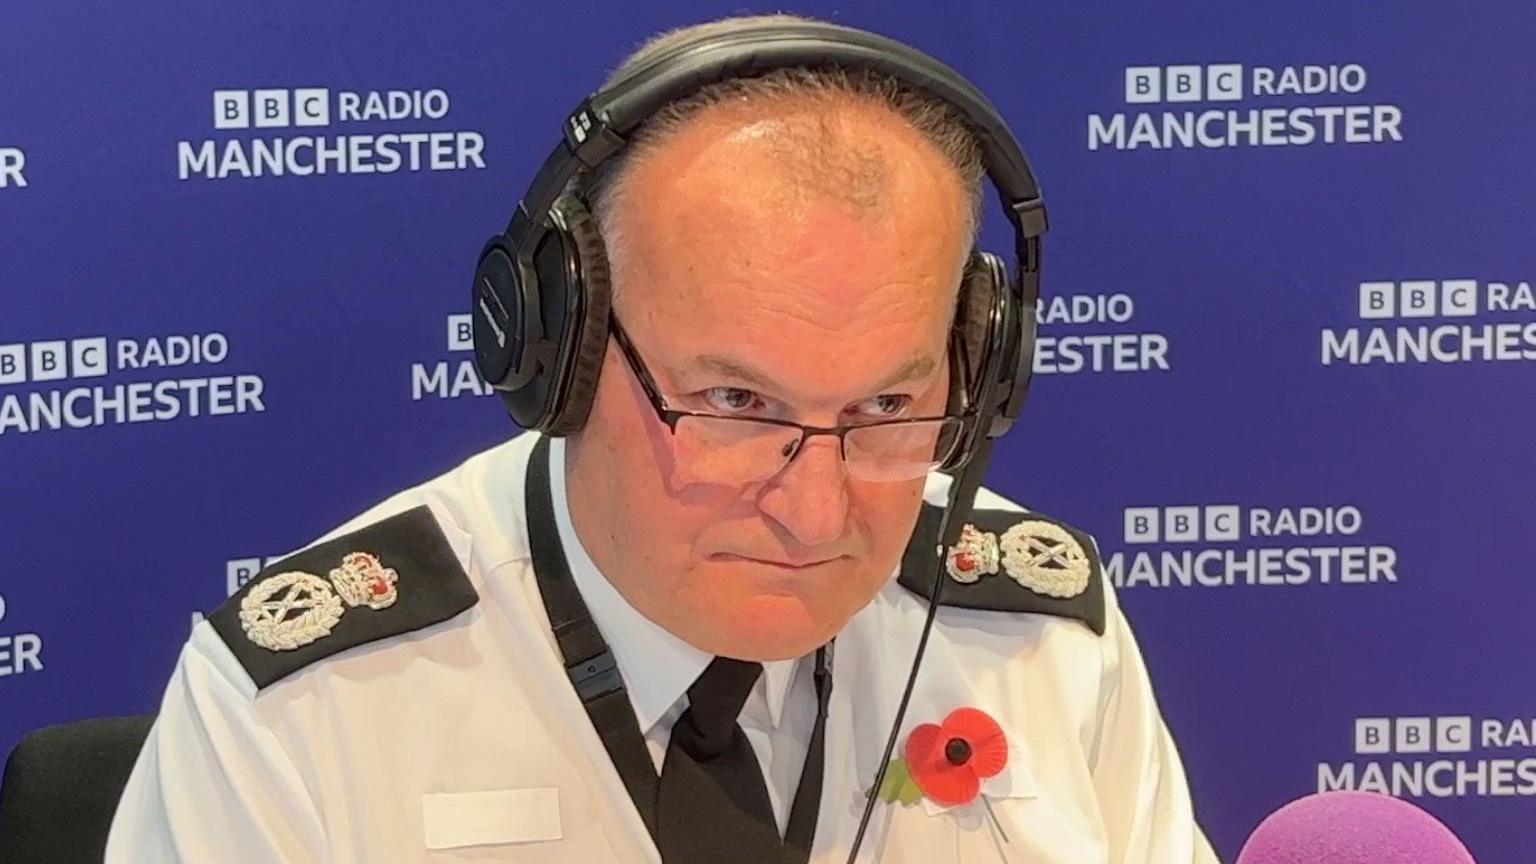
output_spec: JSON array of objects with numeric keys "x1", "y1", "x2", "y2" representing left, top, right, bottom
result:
[{"x1": 609, "y1": 318, "x2": 972, "y2": 485}]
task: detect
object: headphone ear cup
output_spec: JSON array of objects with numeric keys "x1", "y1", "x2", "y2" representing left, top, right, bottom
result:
[
  {"x1": 472, "y1": 236, "x2": 523, "y2": 393},
  {"x1": 542, "y1": 195, "x2": 614, "y2": 436},
  {"x1": 952, "y1": 250, "x2": 1001, "y2": 413},
  {"x1": 945, "y1": 249, "x2": 1027, "y2": 465}
]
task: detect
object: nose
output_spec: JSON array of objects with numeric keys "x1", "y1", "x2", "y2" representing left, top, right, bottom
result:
[{"x1": 756, "y1": 435, "x2": 851, "y2": 549}]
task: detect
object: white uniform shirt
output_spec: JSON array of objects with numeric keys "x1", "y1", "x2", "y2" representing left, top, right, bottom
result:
[{"x1": 106, "y1": 432, "x2": 1219, "y2": 863}]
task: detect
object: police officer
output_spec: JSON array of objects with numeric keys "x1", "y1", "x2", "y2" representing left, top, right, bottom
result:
[{"x1": 107, "y1": 14, "x2": 1218, "y2": 863}]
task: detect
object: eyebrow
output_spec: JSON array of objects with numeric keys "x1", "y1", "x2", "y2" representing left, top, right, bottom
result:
[{"x1": 691, "y1": 353, "x2": 938, "y2": 394}]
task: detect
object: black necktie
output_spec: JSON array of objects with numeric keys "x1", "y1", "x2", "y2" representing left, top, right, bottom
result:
[{"x1": 656, "y1": 657, "x2": 782, "y2": 863}]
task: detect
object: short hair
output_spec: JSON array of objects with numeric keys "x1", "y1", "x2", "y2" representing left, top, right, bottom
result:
[{"x1": 574, "y1": 14, "x2": 986, "y2": 265}]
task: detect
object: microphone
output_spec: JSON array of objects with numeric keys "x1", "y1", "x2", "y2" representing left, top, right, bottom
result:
[{"x1": 1236, "y1": 791, "x2": 1477, "y2": 864}]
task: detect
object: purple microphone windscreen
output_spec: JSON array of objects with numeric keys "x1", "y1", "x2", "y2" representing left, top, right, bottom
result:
[{"x1": 1236, "y1": 791, "x2": 1477, "y2": 864}]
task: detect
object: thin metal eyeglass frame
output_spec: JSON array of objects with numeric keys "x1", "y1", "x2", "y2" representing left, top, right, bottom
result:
[{"x1": 607, "y1": 317, "x2": 974, "y2": 477}]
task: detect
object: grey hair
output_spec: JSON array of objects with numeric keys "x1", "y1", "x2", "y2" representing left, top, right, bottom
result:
[{"x1": 571, "y1": 14, "x2": 986, "y2": 274}]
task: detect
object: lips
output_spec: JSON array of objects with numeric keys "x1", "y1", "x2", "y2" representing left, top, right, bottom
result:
[{"x1": 711, "y1": 553, "x2": 840, "y2": 570}]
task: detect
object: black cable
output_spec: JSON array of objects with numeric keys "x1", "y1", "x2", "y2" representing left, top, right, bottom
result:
[{"x1": 844, "y1": 437, "x2": 996, "y2": 863}]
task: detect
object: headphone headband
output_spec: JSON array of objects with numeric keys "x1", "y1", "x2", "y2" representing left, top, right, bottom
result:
[{"x1": 510, "y1": 21, "x2": 1046, "y2": 251}]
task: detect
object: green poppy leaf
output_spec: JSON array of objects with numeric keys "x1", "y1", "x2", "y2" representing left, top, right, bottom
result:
[
  {"x1": 897, "y1": 773, "x2": 924, "y2": 806},
  {"x1": 876, "y1": 758, "x2": 912, "y2": 803}
]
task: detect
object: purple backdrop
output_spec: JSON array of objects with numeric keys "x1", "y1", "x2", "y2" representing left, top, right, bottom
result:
[{"x1": 2, "y1": 1, "x2": 1533, "y2": 859}]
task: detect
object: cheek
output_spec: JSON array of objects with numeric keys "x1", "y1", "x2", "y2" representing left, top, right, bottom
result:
[
  {"x1": 581, "y1": 357, "x2": 664, "y2": 542},
  {"x1": 587, "y1": 347, "x2": 645, "y2": 444},
  {"x1": 586, "y1": 348, "x2": 676, "y2": 491},
  {"x1": 583, "y1": 352, "x2": 744, "y2": 547},
  {"x1": 850, "y1": 477, "x2": 928, "y2": 573}
]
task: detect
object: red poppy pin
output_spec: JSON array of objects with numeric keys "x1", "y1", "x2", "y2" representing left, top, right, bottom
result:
[{"x1": 876, "y1": 707, "x2": 1009, "y2": 807}]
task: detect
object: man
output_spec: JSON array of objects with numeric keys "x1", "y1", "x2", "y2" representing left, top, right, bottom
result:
[{"x1": 107, "y1": 14, "x2": 1217, "y2": 863}]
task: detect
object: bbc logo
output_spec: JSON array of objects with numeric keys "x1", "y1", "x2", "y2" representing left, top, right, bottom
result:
[
  {"x1": 1359, "y1": 280, "x2": 1478, "y2": 320},
  {"x1": 0, "y1": 339, "x2": 108, "y2": 386},
  {"x1": 1355, "y1": 716, "x2": 1473, "y2": 755},
  {"x1": 213, "y1": 89, "x2": 330, "y2": 130},
  {"x1": 1125, "y1": 65, "x2": 1243, "y2": 104},
  {"x1": 447, "y1": 314, "x2": 473, "y2": 352},
  {"x1": 1124, "y1": 505, "x2": 1241, "y2": 544}
]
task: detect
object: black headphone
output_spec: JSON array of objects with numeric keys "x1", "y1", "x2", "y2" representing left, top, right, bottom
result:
[{"x1": 472, "y1": 20, "x2": 1047, "y2": 467}]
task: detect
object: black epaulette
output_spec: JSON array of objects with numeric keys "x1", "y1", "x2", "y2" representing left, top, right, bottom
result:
[
  {"x1": 207, "y1": 505, "x2": 479, "y2": 690},
  {"x1": 898, "y1": 502, "x2": 1106, "y2": 636}
]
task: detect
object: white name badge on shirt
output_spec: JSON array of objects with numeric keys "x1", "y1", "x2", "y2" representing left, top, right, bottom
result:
[{"x1": 421, "y1": 788, "x2": 563, "y2": 849}]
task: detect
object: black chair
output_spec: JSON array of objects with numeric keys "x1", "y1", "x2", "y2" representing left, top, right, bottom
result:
[{"x1": 0, "y1": 716, "x2": 155, "y2": 864}]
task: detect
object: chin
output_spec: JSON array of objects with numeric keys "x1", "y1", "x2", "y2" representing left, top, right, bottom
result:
[{"x1": 705, "y1": 589, "x2": 855, "y2": 662}]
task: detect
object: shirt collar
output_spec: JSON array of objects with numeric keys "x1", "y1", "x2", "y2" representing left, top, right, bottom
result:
[{"x1": 548, "y1": 436, "x2": 800, "y2": 733}]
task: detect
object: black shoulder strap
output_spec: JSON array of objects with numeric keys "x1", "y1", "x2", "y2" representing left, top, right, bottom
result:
[
  {"x1": 525, "y1": 437, "x2": 660, "y2": 836},
  {"x1": 208, "y1": 505, "x2": 479, "y2": 690},
  {"x1": 898, "y1": 501, "x2": 1107, "y2": 635}
]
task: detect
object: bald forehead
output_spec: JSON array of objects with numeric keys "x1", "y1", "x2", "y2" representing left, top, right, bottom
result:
[
  {"x1": 608, "y1": 94, "x2": 973, "y2": 314},
  {"x1": 630, "y1": 95, "x2": 964, "y2": 217}
]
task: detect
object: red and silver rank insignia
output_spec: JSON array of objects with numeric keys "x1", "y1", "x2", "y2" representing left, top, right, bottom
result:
[
  {"x1": 896, "y1": 501, "x2": 1106, "y2": 635},
  {"x1": 238, "y1": 552, "x2": 401, "y2": 653},
  {"x1": 945, "y1": 524, "x2": 1001, "y2": 584},
  {"x1": 1000, "y1": 520, "x2": 1091, "y2": 599},
  {"x1": 328, "y1": 551, "x2": 400, "y2": 610},
  {"x1": 239, "y1": 571, "x2": 345, "y2": 652}
]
